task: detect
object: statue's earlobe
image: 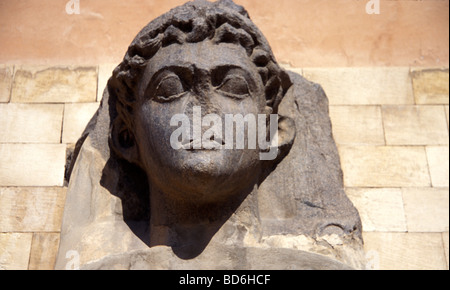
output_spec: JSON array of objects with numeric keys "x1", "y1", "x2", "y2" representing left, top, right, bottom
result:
[
  {"x1": 110, "y1": 117, "x2": 141, "y2": 166},
  {"x1": 259, "y1": 113, "x2": 295, "y2": 162},
  {"x1": 277, "y1": 115, "x2": 296, "y2": 150}
]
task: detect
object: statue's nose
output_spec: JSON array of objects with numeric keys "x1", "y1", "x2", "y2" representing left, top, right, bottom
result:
[
  {"x1": 184, "y1": 97, "x2": 216, "y2": 120},
  {"x1": 191, "y1": 65, "x2": 212, "y2": 90}
]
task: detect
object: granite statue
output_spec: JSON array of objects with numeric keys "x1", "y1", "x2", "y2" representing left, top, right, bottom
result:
[{"x1": 56, "y1": 0, "x2": 365, "y2": 270}]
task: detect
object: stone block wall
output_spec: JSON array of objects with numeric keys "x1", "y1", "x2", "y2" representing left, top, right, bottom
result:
[
  {"x1": 305, "y1": 67, "x2": 449, "y2": 270},
  {"x1": 0, "y1": 64, "x2": 101, "y2": 269}
]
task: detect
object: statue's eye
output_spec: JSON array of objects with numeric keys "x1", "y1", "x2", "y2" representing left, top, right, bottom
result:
[
  {"x1": 154, "y1": 75, "x2": 185, "y2": 102},
  {"x1": 217, "y1": 75, "x2": 250, "y2": 99}
]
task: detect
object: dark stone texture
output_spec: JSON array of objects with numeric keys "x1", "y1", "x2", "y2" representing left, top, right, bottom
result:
[{"x1": 56, "y1": 0, "x2": 364, "y2": 270}]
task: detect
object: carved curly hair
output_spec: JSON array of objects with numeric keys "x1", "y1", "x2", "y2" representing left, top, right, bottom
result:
[{"x1": 107, "y1": 0, "x2": 292, "y2": 131}]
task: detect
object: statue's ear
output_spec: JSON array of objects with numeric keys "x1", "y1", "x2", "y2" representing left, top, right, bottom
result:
[
  {"x1": 110, "y1": 117, "x2": 141, "y2": 165},
  {"x1": 277, "y1": 115, "x2": 296, "y2": 150},
  {"x1": 259, "y1": 112, "x2": 295, "y2": 162},
  {"x1": 275, "y1": 69, "x2": 296, "y2": 155}
]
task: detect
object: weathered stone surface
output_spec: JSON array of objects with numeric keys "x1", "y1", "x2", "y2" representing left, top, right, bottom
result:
[
  {"x1": 329, "y1": 105, "x2": 384, "y2": 145},
  {"x1": 56, "y1": 0, "x2": 363, "y2": 270},
  {"x1": 0, "y1": 144, "x2": 66, "y2": 186},
  {"x1": 412, "y1": 68, "x2": 449, "y2": 105},
  {"x1": 57, "y1": 71, "x2": 365, "y2": 270},
  {"x1": 363, "y1": 232, "x2": 448, "y2": 270},
  {"x1": 402, "y1": 188, "x2": 449, "y2": 232},
  {"x1": 62, "y1": 103, "x2": 100, "y2": 144},
  {"x1": 383, "y1": 105, "x2": 448, "y2": 145},
  {"x1": 426, "y1": 146, "x2": 449, "y2": 187},
  {"x1": 0, "y1": 233, "x2": 33, "y2": 270},
  {"x1": 97, "y1": 63, "x2": 118, "y2": 102},
  {"x1": 339, "y1": 146, "x2": 430, "y2": 187},
  {"x1": 443, "y1": 233, "x2": 449, "y2": 269},
  {"x1": 0, "y1": 103, "x2": 63, "y2": 143},
  {"x1": 302, "y1": 67, "x2": 414, "y2": 105},
  {"x1": 0, "y1": 187, "x2": 66, "y2": 232},
  {"x1": 445, "y1": 105, "x2": 449, "y2": 128},
  {"x1": 28, "y1": 233, "x2": 61, "y2": 270},
  {"x1": 0, "y1": 65, "x2": 13, "y2": 103},
  {"x1": 81, "y1": 246, "x2": 356, "y2": 270},
  {"x1": 346, "y1": 188, "x2": 406, "y2": 232},
  {"x1": 11, "y1": 66, "x2": 97, "y2": 103}
]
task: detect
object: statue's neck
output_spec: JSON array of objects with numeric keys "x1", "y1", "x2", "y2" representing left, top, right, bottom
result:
[{"x1": 148, "y1": 183, "x2": 261, "y2": 259}]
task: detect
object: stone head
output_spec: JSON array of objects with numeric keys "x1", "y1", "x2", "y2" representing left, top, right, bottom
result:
[{"x1": 108, "y1": 0, "x2": 295, "y2": 204}]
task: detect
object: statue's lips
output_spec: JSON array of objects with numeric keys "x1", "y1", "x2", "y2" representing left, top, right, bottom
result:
[{"x1": 181, "y1": 138, "x2": 226, "y2": 151}]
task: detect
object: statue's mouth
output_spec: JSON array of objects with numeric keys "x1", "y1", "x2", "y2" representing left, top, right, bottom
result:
[{"x1": 182, "y1": 137, "x2": 226, "y2": 151}]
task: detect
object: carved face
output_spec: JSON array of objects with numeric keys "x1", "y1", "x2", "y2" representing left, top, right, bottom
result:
[{"x1": 132, "y1": 41, "x2": 267, "y2": 202}]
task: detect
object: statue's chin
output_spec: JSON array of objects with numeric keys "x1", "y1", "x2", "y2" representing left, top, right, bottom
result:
[{"x1": 150, "y1": 158, "x2": 259, "y2": 204}]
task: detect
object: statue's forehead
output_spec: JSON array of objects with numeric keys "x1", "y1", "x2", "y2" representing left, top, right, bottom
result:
[{"x1": 140, "y1": 41, "x2": 255, "y2": 90}]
